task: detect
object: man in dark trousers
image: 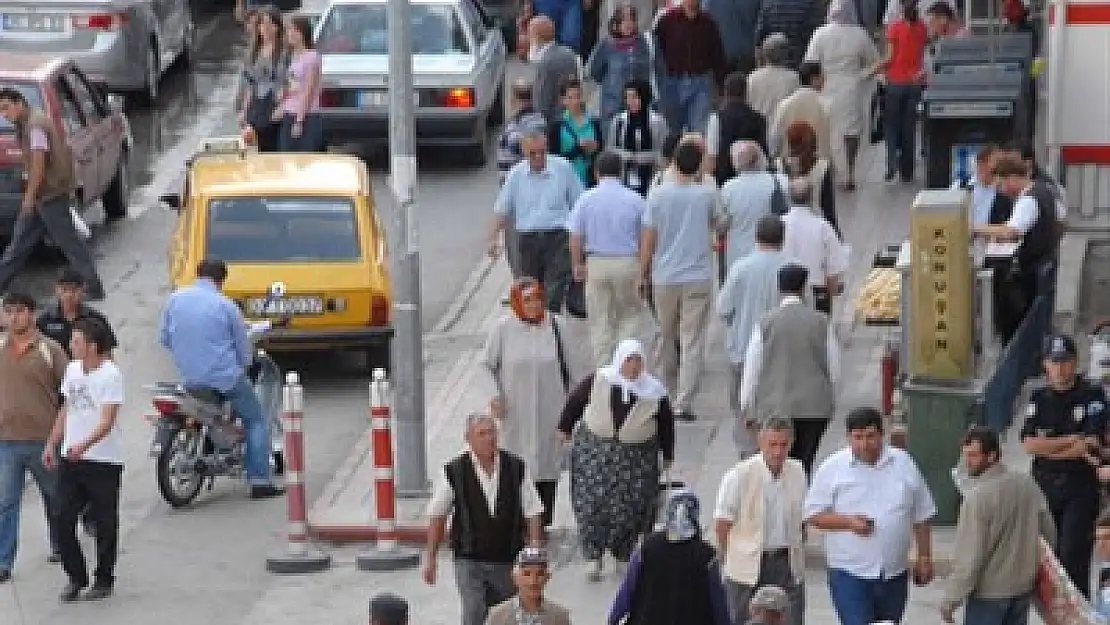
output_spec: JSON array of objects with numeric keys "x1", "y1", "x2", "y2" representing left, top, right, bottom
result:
[
  {"x1": 421, "y1": 413, "x2": 545, "y2": 625},
  {"x1": 37, "y1": 267, "x2": 117, "y2": 539},
  {"x1": 1020, "y1": 334, "x2": 1108, "y2": 599},
  {"x1": 708, "y1": 72, "x2": 769, "y2": 186},
  {"x1": 739, "y1": 264, "x2": 839, "y2": 475},
  {"x1": 0, "y1": 88, "x2": 105, "y2": 300}
]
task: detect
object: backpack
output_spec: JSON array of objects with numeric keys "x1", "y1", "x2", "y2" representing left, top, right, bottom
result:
[{"x1": 0, "y1": 333, "x2": 54, "y2": 368}]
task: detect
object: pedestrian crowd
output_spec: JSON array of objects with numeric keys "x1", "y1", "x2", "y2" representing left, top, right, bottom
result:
[{"x1": 420, "y1": 0, "x2": 1110, "y2": 624}]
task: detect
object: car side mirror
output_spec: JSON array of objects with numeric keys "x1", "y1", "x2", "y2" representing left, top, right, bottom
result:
[{"x1": 160, "y1": 194, "x2": 181, "y2": 210}]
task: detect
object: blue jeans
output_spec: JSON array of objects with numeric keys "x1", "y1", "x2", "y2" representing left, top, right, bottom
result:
[
  {"x1": 532, "y1": 0, "x2": 580, "y2": 51},
  {"x1": 827, "y1": 569, "x2": 909, "y2": 625},
  {"x1": 279, "y1": 113, "x2": 324, "y2": 152},
  {"x1": 659, "y1": 74, "x2": 712, "y2": 135},
  {"x1": 883, "y1": 83, "x2": 921, "y2": 179},
  {"x1": 227, "y1": 376, "x2": 273, "y2": 485},
  {"x1": 963, "y1": 594, "x2": 1032, "y2": 625},
  {"x1": 0, "y1": 440, "x2": 58, "y2": 571}
]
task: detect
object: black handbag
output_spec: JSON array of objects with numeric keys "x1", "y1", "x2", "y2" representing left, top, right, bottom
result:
[
  {"x1": 565, "y1": 281, "x2": 587, "y2": 319},
  {"x1": 869, "y1": 83, "x2": 886, "y2": 144},
  {"x1": 246, "y1": 90, "x2": 278, "y2": 131}
]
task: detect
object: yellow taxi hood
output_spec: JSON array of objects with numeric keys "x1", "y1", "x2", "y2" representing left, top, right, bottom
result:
[{"x1": 220, "y1": 262, "x2": 390, "y2": 296}]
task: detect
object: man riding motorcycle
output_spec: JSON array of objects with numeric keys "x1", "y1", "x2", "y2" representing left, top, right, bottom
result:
[{"x1": 159, "y1": 259, "x2": 284, "y2": 499}]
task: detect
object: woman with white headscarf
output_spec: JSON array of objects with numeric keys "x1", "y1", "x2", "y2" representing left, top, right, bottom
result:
[
  {"x1": 608, "y1": 489, "x2": 730, "y2": 625},
  {"x1": 719, "y1": 140, "x2": 785, "y2": 271},
  {"x1": 803, "y1": 0, "x2": 880, "y2": 189},
  {"x1": 557, "y1": 338, "x2": 676, "y2": 582}
]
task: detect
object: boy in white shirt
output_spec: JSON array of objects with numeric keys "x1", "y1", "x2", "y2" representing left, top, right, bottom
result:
[{"x1": 43, "y1": 317, "x2": 124, "y2": 602}]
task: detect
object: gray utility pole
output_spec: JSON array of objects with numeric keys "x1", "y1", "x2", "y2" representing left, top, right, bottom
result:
[{"x1": 387, "y1": 0, "x2": 429, "y2": 497}]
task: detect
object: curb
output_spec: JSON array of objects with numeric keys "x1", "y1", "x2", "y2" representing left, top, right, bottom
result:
[{"x1": 431, "y1": 255, "x2": 497, "y2": 334}]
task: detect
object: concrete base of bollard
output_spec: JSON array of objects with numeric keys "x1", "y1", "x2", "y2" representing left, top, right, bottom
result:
[
  {"x1": 266, "y1": 549, "x2": 333, "y2": 575},
  {"x1": 356, "y1": 546, "x2": 421, "y2": 572}
]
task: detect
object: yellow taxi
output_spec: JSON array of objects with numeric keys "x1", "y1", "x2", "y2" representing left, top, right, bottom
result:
[{"x1": 161, "y1": 137, "x2": 393, "y2": 368}]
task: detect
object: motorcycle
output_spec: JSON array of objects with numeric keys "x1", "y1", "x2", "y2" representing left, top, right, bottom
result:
[{"x1": 148, "y1": 283, "x2": 290, "y2": 508}]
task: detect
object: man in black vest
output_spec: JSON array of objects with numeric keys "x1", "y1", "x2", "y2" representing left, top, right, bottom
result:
[
  {"x1": 708, "y1": 72, "x2": 769, "y2": 186},
  {"x1": 422, "y1": 413, "x2": 545, "y2": 625},
  {"x1": 974, "y1": 154, "x2": 1061, "y2": 344}
]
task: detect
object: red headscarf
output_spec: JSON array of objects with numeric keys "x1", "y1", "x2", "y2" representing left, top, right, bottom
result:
[{"x1": 509, "y1": 278, "x2": 545, "y2": 324}]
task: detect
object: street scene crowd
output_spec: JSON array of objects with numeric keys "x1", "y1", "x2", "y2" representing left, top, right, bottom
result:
[{"x1": 0, "y1": 0, "x2": 1107, "y2": 623}]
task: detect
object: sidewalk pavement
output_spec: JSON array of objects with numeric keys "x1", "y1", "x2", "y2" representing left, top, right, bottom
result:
[{"x1": 278, "y1": 144, "x2": 1045, "y2": 625}]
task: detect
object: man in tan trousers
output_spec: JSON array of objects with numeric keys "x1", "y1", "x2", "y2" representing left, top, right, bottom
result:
[{"x1": 569, "y1": 151, "x2": 648, "y2": 366}]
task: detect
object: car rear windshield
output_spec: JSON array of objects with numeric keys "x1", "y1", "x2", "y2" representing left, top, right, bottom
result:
[
  {"x1": 316, "y1": 3, "x2": 470, "y2": 55},
  {"x1": 0, "y1": 83, "x2": 44, "y2": 132},
  {"x1": 205, "y1": 196, "x2": 361, "y2": 262}
]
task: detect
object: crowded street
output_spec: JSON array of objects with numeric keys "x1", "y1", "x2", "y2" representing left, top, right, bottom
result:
[{"x1": 0, "y1": 0, "x2": 1108, "y2": 623}]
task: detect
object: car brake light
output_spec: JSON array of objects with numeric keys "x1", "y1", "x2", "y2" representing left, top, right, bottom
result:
[
  {"x1": 320, "y1": 90, "x2": 343, "y2": 108},
  {"x1": 72, "y1": 12, "x2": 128, "y2": 30},
  {"x1": 152, "y1": 396, "x2": 180, "y2": 415},
  {"x1": 442, "y1": 88, "x2": 474, "y2": 108},
  {"x1": 370, "y1": 295, "x2": 390, "y2": 325}
]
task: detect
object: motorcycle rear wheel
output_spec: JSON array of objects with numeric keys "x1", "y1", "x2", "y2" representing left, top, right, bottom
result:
[{"x1": 156, "y1": 424, "x2": 206, "y2": 508}]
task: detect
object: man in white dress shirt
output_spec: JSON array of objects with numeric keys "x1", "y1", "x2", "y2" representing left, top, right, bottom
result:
[
  {"x1": 422, "y1": 414, "x2": 545, "y2": 625},
  {"x1": 780, "y1": 177, "x2": 846, "y2": 316},
  {"x1": 740, "y1": 264, "x2": 839, "y2": 474},
  {"x1": 805, "y1": 407, "x2": 936, "y2": 625}
]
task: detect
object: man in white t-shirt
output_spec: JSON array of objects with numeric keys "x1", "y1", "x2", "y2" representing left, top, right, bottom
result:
[{"x1": 43, "y1": 317, "x2": 124, "y2": 602}]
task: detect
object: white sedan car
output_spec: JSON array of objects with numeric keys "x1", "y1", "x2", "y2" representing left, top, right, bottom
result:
[{"x1": 314, "y1": 0, "x2": 507, "y2": 165}]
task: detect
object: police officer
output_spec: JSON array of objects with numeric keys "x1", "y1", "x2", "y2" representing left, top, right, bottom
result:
[
  {"x1": 1021, "y1": 333, "x2": 1109, "y2": 599},
  {"x1": 37, "y1": 268, "x2": 117, "y2": 357}
]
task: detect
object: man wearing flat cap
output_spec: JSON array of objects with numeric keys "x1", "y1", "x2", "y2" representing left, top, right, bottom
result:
[
  {"x1": 485, "y1": 547, "x2": 571, "y2": 625},
  {"x1": 370, "y1": 593, "x2": 409, "y2": 625},
  {"x1": 746, "y1": 585, "x2": 789, "y2": 625}
]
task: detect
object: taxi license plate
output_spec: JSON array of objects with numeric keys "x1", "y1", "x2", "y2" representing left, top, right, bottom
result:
[
  {"x1": 1, "y1": 13, "x2": 67, "y2": 32},
  {"x1": 246, "y1": 296, "x2": 324, "y2": 316},
  {"x1": 358, "y1": 90, "x2": 419, "y2": 108}
]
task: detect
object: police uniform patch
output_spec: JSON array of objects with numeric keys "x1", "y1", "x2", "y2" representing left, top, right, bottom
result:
[
  {"x1": 1026, "y1": 403, "x2": 1037, "y2": 417},
  {"x1": 1074, "y1": 405, "x2": 1087, "y2": 422},
  {"x1": 1091, "y1": 401, "x2": 1105, "y2": 416}
]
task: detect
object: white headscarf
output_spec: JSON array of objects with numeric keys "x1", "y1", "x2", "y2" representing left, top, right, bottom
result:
[{"x1": 598, "y1": 339, "x2": 668, "y2": 403}]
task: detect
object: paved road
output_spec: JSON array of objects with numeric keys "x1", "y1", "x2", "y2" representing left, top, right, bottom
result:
[{"x1": 0, "y1": 9, "x2": 505, "y2": 625}]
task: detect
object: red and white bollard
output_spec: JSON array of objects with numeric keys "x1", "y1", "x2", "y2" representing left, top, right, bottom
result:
[
  {"x1": 266, "y1": 371, "x2": 331, "y2": 574},
  {"x1": 880, "y1": 338, "x2": 899, "y2": 417},
  {"x1": 356, "y1": 368, "x2": 419, "y2": 571}
]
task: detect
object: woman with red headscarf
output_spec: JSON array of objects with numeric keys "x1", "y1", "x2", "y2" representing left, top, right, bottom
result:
[
  {"x1": 483, "y1": 277, "x2": 578, "y2": 529},
  {"x1": 778, "y1": 121, "x2": 840, "y2": 238}
]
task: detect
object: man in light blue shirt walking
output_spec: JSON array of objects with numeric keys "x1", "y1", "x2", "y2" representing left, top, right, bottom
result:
[
  {"x1": 641, "y1": 140, "x2": 723, "y2": 421},
  {"x1": 490, "y1": 130, "x2": 584, "y2": 313},
  {"x1": 716, "y1": 215, "x2": 785, "y2": 456},
  {"x1": 568, "y1": 151, "x2": 647, "y2": 366},
  {"x1": 159, "y1": 260, "x2": 283, "y2": 499}
]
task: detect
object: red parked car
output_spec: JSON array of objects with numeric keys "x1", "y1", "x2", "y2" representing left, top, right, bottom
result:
[{"x1": 0, "y1": 53, "x2": 131, "y2": 237}]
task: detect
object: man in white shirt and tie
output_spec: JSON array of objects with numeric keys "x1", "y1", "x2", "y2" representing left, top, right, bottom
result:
[
  {"x1": 805, "y1": 407, "x2": 936, "y2": 625},
  {"x1": 949, "y1": 143, "x2": 1013, "y2": 227},
  {"x1": 740, "y1": 264, "x2": 840, "y2": 475}
]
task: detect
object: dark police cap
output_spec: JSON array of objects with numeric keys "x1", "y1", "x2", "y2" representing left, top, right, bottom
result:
[
  {"x1": 516, "y1": 546, "x2": 549, "y2": 566},
  {"x1": 777, "y1": 263, "x2": 809, "y2": 292},
  {"x1": 370, "y1": 593, "x2": 409, "y2": 625},
  {"x1": 1045, "y1": 334, "x2": 1078, "y2": 362},
  {"x1": 57, "y1": 267, "x2": 87, "y2": 286}
]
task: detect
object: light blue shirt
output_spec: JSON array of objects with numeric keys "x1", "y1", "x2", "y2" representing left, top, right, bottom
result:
[
  {"x1": 159, "y1": 278, "x2": 251, "y2": 393},
  {"x1": 644, "y1": 181, "x2": 718, "y2": 285},
  {"x1": 495, "y1": 155, "x2": 584, "y2": 232},
  {"x1": 566, "y1": 177, "x2": 644, "y2": 255},
  {"x1": 950, "y1": 177, "x2": 996, "y2": 226},
  {"x1": 721, "y1": 172, "x2": 779, "y2": 267},
  {"x1": 716, "y1": 249, "x2": 784, "y2": 363}
]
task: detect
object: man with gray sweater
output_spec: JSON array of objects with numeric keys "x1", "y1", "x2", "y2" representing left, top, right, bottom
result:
[
  {"x1": 940, "y1": 426, "x2": 1056, "y2": 625},
  {"x1": 739, "y1": 264, "x2": 839, "y2": 474}
]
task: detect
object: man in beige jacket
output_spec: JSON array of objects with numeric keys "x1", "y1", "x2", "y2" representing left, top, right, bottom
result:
[
  {"x1": 940, "y1": 426, "x2": 1057, "y2": 624},
  {"x1": 714, "y1": 419, "x2": 807, "y2": 625},
  {"x1": 485, "y1": 547, "x2": 571, "y2": 625}
]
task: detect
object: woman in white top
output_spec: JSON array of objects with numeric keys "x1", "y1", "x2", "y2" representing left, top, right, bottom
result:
[{"x1": 804, "y1": 0, "x2": 880, "y2": 190}]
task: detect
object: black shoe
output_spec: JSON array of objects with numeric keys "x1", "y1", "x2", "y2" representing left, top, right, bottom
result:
[
  {"x1": 47, "y1": 550, "x2": 62, "y2": 564},
  {"x1": 0, "y1": 569, "x2": 10, "y2": 583},
  {"x1": 85, "y1": 584, "x2": 113, "y2": 601},
  {"x1": 59, "y1": 582, "x2": 84, "y2": 602},
  {"x1": 676, "y1": 411, "x2": 697, "y2": 422},
  {"x1": 250, "y1": 484, "x2": 285, "y2": 499}
]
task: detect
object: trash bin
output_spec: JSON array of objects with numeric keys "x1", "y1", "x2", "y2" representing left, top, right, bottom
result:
[{"x1": 902, "y1": 380, "x2": 985, "y2": 525}]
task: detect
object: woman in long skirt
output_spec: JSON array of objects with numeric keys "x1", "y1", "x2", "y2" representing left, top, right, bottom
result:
[{"x1": 557, "y1": 339, "x2": 675, "y2": 582}]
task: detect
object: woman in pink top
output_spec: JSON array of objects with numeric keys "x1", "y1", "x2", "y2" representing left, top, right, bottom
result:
[
  {"x1": 874, "y1": 0, "x2": 927, "y2": 183},
  {"x1": 279, "y1": 15, "x2": 324, "y2": 151}
]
